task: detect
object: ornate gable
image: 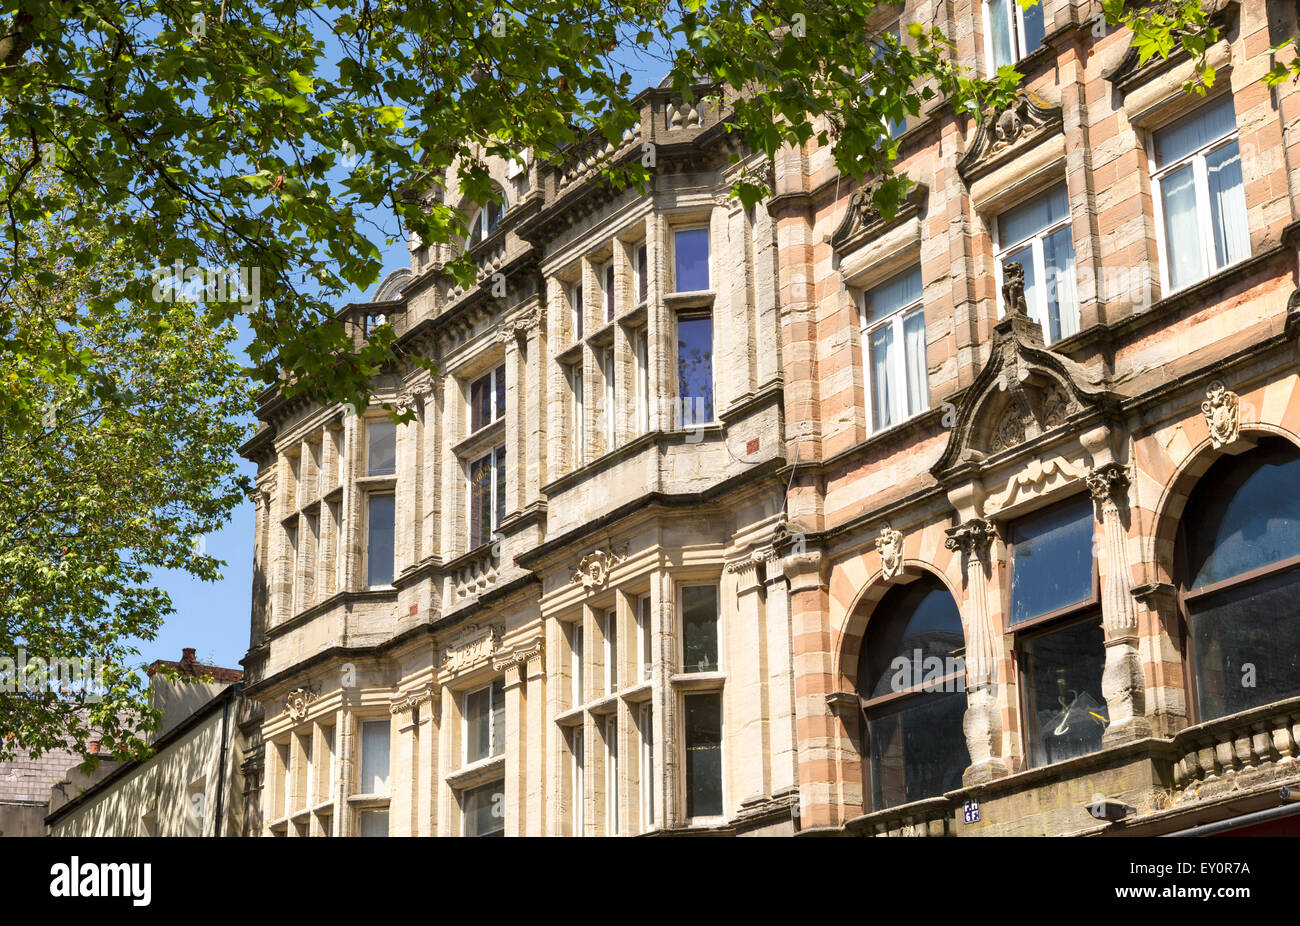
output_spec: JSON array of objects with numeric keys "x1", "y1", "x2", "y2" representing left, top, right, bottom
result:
[
  {"x1": 957, "y1": 90, "x2": 1062, "y2": 183},
  {"x1": 829, "y1": 180, "x2": 928, "y2": 257},
  {"x1": 931, "y1": 274, "x2": 1117, "y2": 480}
]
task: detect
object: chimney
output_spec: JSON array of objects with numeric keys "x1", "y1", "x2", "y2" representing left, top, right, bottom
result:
[{"x1": 181, "y1": 648, "x2": 197, "y2": 668}]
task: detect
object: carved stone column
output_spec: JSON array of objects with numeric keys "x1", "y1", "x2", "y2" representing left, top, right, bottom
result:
[
  {"x1": 1087, "y1": 463, "x2": 1151, "y2": 745},
  {"x1": 944, "y1": 518, "x2": 1006, "y2": 784}
]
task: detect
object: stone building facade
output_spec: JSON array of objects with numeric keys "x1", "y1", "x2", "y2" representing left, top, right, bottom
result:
[{"x1": 240, "y1": 0, "x2": 1300, "y2": 836}]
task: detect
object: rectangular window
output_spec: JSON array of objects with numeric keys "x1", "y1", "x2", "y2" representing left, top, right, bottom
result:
[
  {"x1": 602, "y1": 347, "x2": 616, "y2": 450},
  {"x1": 357, "y1": 808, "x2": 389, "y2": 837},
  {"x1": 569, "y1": 364, "x2": 585, "y2": 466},
  {"x1": 462, "y1": 780, "x2": 506, "y2": 837},
  {"x1": 1009, "y1": 495, "x2": 1107, "y2": 768},
  {"x1": 285, "y1": 521, "x2": 299, "y2": 617},
  {"x1": 861, "y1": 267, "x2": 927, "y2": 432},
  {"x1": 464, "y1": 677, "x2": 506, "y2": 764},
  {"x1": 571, "y1": 281, "x2": 584, "y2": 341},
  {"x1": 366, "y1": 492, "x2": 395, "y2": 587},
  {"x1": 1154, "y1": 95, "x2": 1249, "y2": 292},
  {"x1": 681, "y1": 585, "x2": 719, "y2": 673},
  {"x1": 604, "y1": 607, "x2": 618, "y2": 694},
  {"x1": 605, "y1": 715, "x2": 619, "y2": 835},
  {"x1": 568, "y1": 725, "x2": 585, "y2": 836},
  {"x1": 636, "y1": 242, "x2": 649, "y2": 303},
  {"x1": 637, "y1": 593, "x2": 653, "y2": 682},
  {"x1": 633, "y1": 328, "x2": 650, "y2": 436},
  {"x1": 324, "y1": 726, "x2": 336, "y2": 798},
  {"x1": 985, "y1": 0, "x2": 1044, "y2": 72},
  {"x1": 279, "y1": 741, "x2": 291, "y2": 817},
  {"x1": 367, "y1": 419, "x2": 396, "y2": 476},
  {"x1": 676, "y1": 313, "x2": 714, "y2": 427},
  {"x1": 469, "y1": 365, "x2": 506, "y2": 432},
  {"x1": 639, "y1": 703, "x2": 655, "y2": 830},
  {"x1": 673, "y1": 228, "x2": 710, "y2": 292},
  {"x1": 996, "y1": 184, "x2": 1078, "y2": 345},
  {"x1": 683, "y1": 692, "x2": 723, "y2": 818},
  {"x1": 603, "y1": 262, "x2": 616, "y2": 322},
  {"x1": 1008, "y1": 495, "x2": 1095, "y2": 625},
  {"x1": 468, "y1": 446, "x2": 506, "y2": 549},
  {"x1": 359, "y1": 720, "x2": 390, "y2": 795},
  {"x1": 570, "y1": 621, "x2": 585, "y2": 706}
]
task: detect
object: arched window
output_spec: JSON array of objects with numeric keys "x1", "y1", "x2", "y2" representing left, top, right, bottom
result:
[
  {"x1": 1178, "y1": 437, "x2": 1300, "y2": 721},
  {"x1": 856, "y1": 575, "x2": 968, "y2": 811},
  {"x1": 466, "y1": 198, "x2": 505, "y2": 249}
]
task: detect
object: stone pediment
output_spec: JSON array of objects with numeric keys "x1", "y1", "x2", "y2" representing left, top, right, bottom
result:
[
  {"x1": 830, "y1": 179, "x2": 928, "y2": 257},
  {"x1": 931, "y1": 282, "x2": 1115, "y2": 480},
  {"x1": 956, "y1": 90, "x2": 1062, "y2": 184}
]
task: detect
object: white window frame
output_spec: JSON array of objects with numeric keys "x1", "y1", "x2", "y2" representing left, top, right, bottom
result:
[
  {"x1": 859, "y1": 273, "x2": 928, "y2": 434},
  {"x1": 604, "y1": 607, "x2": 618, "y2": 694},
  {"x1": 982, "y1": 0, "x2": 1042, "y2": 74},
  {"x1": 992, "y1": 186, "x2": 1076, "y2": 345},
  {"x1": 602, "y1": 347, "x2": 617, "y2": 450},
  {"x1": 671, "y1": 225, "x2": 711, "y2": 293},
  {"x1": 467, "y1": 364, "x2": 505, "y2": 434},
  {"x1": 605, "y1": 715, "x2": 619, "y2": 835},
  {"x1": 465, "y1": 445, "x2": 505, "y2": 550},
  {"x1": 1149, "y1": 99, "x2": 1249, "y2": 295},
  {"x1": 639, "y1": 703, "x2": 655, "y2": 832},
  {"x1": 358, "y1": 719, "x2": 390, "y2": 797},
  {"x1": 636, "y1": 593, "x2": 653, "y2": 683},
  {"x1": 466, "y1": 200, "x2": 504, "y2": 249},
  {"x1": 462, "y1": 678, "x2": 505, "y2": 765}
]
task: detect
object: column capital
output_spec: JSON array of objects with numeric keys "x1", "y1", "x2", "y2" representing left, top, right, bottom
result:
[
  {"x1": 1086, "y1": 462, "x2": 1130, "y2": 509},
  {"x1": 944, "y1": 518, "x2": 996, "y2": 559}
]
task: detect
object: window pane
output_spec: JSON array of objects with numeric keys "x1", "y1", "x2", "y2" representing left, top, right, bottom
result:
[
  {"x1": 465, "y1": 686, "x2": 491, "y2": 763},
  {"x1": 1156, "y1": 95, "x2": 1237, "y2": 165},
  {"x1": 1021, "y1": 619, "x2": 1107, "y2": 767},
  {"x1": 1184, "y1": 440, "x2": 1300, "y2": 589},
  {"x1": 681, "y1": 585, "x2": 719, "y2": 673},
  {"x1": 357, "y1": 809, "x2": 389, "y2": 837},
  {"x1": 573, "y1": 284, "x2": 583, "y2": 339},
  {"x1": 861, "y1": 577, "x2": 964, "y2": 699},
  {"x1": 359, "y1": 720, "x2": 390, "y2": 794},
  {"x1": 494, "y1": 365, "x2": 506, "y2": 421},
  {"x1": 367, "y1": 420, "x2": 396, "y2": 476},
  {"x1": 902, "y1": 309, "x2": 928, "y2": 416},
  {"x1": 868, "y1": 690, "x2": 968, "y2": 810},
  {"x1": 1042, "y1": 226, "x2": 1078, "y2": 343},
  {"x1": 469, "y1": 455, "x2": 492, "y2": 548},
  {"x1": 1205, "y1": 140, "x2": 1249, "y2": 271},
  {"x1": 606, "y1": 609, "x2": 618, "y2": 691},
  {"x1": 1160, "y1": 163, "x2": 1205, "y2": 290},
  {"x1": 491, "y1": 678, "x2": 505, "y2": 757},
  {"x1": 988, "y1": 0, "x2": 1014, "y2": 70},
  {"x1": 1020, "y1": 0, "x2": 1045, "y2": 56},
  {"x1": 866, "y1": 267, "x2": 921, "y2": 322},
  {"x1": 639, "y1": 594, "x2": 653, "y2": 681},
  {"x1": 494, "y1": 447, "x2": 506, "y2": 529},
  {"x1": 869, "y1": 324, "x2": 895, "y2": 430},
  {"x1": 366, "y1": 493, "x2": 395, "y2": 586},
  {"x1": 676, "y1": 314, "x2": 714, "y2": 424},
  {"x1": 637, "y1": 244, "x2": 648, "y2": 303},
  {"x1": 999, "y1": 185, "x2": 1068, "y2": 247},
  {"x1": 1187, "y1": 566, "x2": 1300, "y2": 721},
  {"x1": 683, "y1": 693, "x2": 723, "y2": 817},
  {"x1": 470, "y1": 373, "x2": 491, "y2": 431},
  {"x1": 1009, "y1": 496, "x2": 1094, "y2": 624},
  {"x1": 673, "y1": 228, "x2": 710, "y2": 292},
  {"x1": 1003, "y1": 244, "x2": 1038, "y2": 320},
  {"x1": 605, "y1": 263, "x2": 616, "y2": 320},
  {"x1": 463, "y1": 780, "x2": 505, "y2": 837}
]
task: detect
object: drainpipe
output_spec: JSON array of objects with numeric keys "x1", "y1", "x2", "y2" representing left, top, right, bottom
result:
[
  {"x1": 212, "y1": 685, "x2": 236, "y2": 837},
  {"x1": 1162, "y1": 791, "x2": 1300, "y2": 837}
]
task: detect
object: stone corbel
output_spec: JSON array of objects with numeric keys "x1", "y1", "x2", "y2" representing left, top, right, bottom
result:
[
  {"x1": 491, "y1": 636, "x2": 544, "y2": 673},
  {"x1": 390, "y1": 682, "x2": 440, "y2": 717}
]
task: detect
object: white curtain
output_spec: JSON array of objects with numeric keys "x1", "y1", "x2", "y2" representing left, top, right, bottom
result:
[
  {"x1": 1207, "y1": 140, "x2": 1250, "y2": 270},
  {"x1": 903, "y1": 311, "x2": 928, "y2": 416},
  {"x1": 870, "y1": 326, "x2": 894, "y2": 430},
  {"x1": 1161, "y1": 164, "x2": 1204, "y2": 290}
]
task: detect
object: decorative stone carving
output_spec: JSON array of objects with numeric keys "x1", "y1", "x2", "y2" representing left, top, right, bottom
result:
[
  {"x1": 569, "y1": 545, "x2": 628, "y2": 589},
  {"x1": 390, "y1": 683, "x2": 439, "y2": 715},
  {"x1": 1086, "y1": 461, "x2": 1130, "y2": 505},
  {"x1": 875, "y1": 523, "x2": 904, "y2": 580},
  {"x1": 988, "y1": 455, "x2": 1086, "y2": 512},
  {"x1": 990, "y1": 413, "x2": 1027, "y2": 453},
  {"x1": 1040, "y1": 386, "x2": 1071, "y2": 429},
  {"x1": 1002, "y1": 261, "x2": 1028, "y2": 317},
  {"x1": 500, "y1": 305, "x2": 540, "y2": 343},
  {"x1": 957, "y1": 90, "x2": 1063, "y2": 181},
  {"x1": 829, "y1": 181, "x2": 929, "y2": 255},
  {"x1": 492, "y1": 636, "x2": 544, "y2": 672},
  {"x1": 1202, "y1": 381, "x2": 1240, "y2": 449},
  {"x1": 726, "y1": 546, "x2": 778, "y2": 575},
  {"x1": 441, "y1": 623, "x2": 502, "y2": 674},
  {"x1": 943, "y1": 518, "x2": 996, "y2": 560},
  {"x1": 284, "y1": 686, "x2": 318, "y2": 722}
]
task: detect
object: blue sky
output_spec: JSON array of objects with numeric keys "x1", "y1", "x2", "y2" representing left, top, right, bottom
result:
[{"x1": 139, "y1": 32, "x2": 677, "y2": 672}]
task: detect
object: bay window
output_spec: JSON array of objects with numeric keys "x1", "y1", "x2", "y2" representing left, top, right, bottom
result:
[
  {"x1": 636, "y1": 242, "x2": 649, "y2": 303},
  {"x1": 995, "y1": 184, "x2": 1078, "y2": 345},
  {"x1": 462, "y1": 780, "x2": 505, "y2": 837},
  {"x1": 861, "y1": 266, "x2": 927, "y2": 433},
  {"x1": 358, "y1": 720, "x2": 390, "y2": 795},
  {"x1": 680, "y1": 585, "x2": 719, "y2": 673},
  {"x1": 602, "y1": 261, "x2": 616, "y2": 322},
  {"x1": 683, "y1": 692, "x2": 723, "y2": 818},
  {"x1": 365, "y1": 492, "x2": 395, "y2": 587},
  {"x1": 639, "y1": 704, "x2": 655, "y2": 830},
  {"x1": 367, "y1": 419, "x2": 396, "y2": 477},
  {"x1": 604, "y1": 607, "x2": 618, "y2": 694},
  {"x1": 464, "y1": 677, "x2": 506, "y2": 764},
  {"x1": 469, "y1": 365, "x2": 506, "y2": 432},
  {"x1": 1153, "y1": 94, "x2": 1249, "y2": 293},
  {"x1": 676, "y1": 312, "x2": 714, "y2": 427},
  {"x1": 672, "y1": 227, "x2": 710, "y2": 292},
  {"x1": 468, "y1": 446, "x2": 506, "y2": 549},
  {"x1": 604, "y1": 715, "x2": 619, "y2": 834},
  {"x1": 602, "y1": 347, "x2": 616, "y2": 450}
]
